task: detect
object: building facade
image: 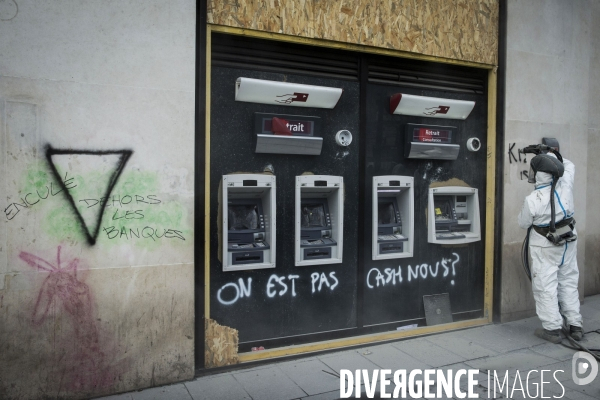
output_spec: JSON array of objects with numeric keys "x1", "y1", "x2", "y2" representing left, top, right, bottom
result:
[{"x1": 0, "y1": 1, "x2": 598, "y2": 398}]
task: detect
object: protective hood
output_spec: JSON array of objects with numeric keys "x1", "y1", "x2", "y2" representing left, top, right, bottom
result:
[{"x1": 535, "y1": 171, "x2": 553, "y2": 186}]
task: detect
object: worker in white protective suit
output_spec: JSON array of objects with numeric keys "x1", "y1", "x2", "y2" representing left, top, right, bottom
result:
[{"x1": 518, "y1": 153, "x2": 583, "y2": 343}]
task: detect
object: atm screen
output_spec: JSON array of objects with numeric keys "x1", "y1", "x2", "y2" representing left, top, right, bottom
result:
[
  {"x1": 228, "y1": 205, "x2": 259, "y2": 230},
  {"x1": 301, "y1": 204, "x2": 326, "y2": 228},
  {"x1": 434, "y1": 197, "x2": 453, "y2": 220},
  {"x1": 378, "y1": 202, "x2": 397, "y2": 225}
]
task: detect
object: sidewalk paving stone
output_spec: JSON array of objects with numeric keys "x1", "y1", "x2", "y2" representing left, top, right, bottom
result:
[
  {"x1": 530, "y1": 341, "x2": 580, "y2": 361},
  {"x1": 130, "y1": 383, "x2": 192, "y2": 400},
  {"x1": 579, "y1": 306, "x2": 600, "y2": 332},
  {"x1": 465, "y1": 348, "x2": 557, "y2": 376},
  {"x1": 233, "y1": 365, "x2": 307, "y2": 400},
  {"x1": 300, "y1": 390, "x2": 338, "y2": 400},
  {"x1": 392, "y1": 337, "x2": 465, "y2": 367},
  {"x1": 277, "y1": 358, "x2": 340, "y2": 396},
  {"x1": 318, "y1": 349, "x2": 379, "y2": 375},
  {"x1": 358, "y1": 342, "x2": 432, "y2": 371},
  {"x1": 185, "y1": 373, "x2": 251, "y2": 400},
  {"x1": 578, "y1": 331, "x2": 600, "y2": 347},
  {"x1": 424, "y1": 332, "x2": 499, "y2": 360},
  {"x1": 457, "y1": 325, "x2": 533, "y2": 353},
  {"x1": 96, "y1": 394, "x2": 134, "y2": 400},
  {"x1": 582, "y1": 296, "x2": 600, "y2": 310},
  {"x1": 485, "y1": 322, "x2": 549, "y2": 348}
]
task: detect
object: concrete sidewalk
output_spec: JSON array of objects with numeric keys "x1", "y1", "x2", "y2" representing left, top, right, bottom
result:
[{"x1": 98, "y1": 295, "x2": 600, "y2": 400}]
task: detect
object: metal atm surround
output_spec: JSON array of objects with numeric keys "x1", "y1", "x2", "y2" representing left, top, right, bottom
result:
[
  {"x1": 295, "y1": 175, "x2": 344, "y2": 266},
  {"x1": 222, "y1": 174, "x2": 276, "y2": 272},
  {"x1": 427, "y1": 186, "x2": 481, "y2": 245},
  {"x1": 372, "y1": 176, "x2": 414, "y2": 260}
]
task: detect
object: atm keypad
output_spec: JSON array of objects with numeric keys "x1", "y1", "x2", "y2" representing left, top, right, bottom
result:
[
  {"x1": 302, "y1": 239, "x2": 324, "y2": 245},
  {"x1": 232, "y1": 242, "x2": 266, "y2": 249},
  {"x1": 378, "y1": 234, "x2": 405, "y2": 241}
]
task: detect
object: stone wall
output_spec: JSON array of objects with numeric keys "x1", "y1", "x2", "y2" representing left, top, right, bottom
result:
[
  {"x1": 500, "y1": 0, "x2": 600, "y2": 322},
  {"x1": 0, "y1": 1, "x2": 196, "y2": 398}
]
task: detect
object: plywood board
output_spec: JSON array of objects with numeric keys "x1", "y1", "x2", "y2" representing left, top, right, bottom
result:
[
  {"x1": 205, "y1": 318, "x2": 239, "y2": 368},
  {"x1": 208, "y1": 0, "x2": 499, "y2": 65}
]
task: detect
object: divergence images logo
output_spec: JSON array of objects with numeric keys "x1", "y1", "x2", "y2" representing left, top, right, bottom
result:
[
  {"x1": 424, "y1": 105, "x2": 450, "y2": 116},
  {"x1": 275, "y1": 92, "x2": 309, "y2": 104},
  {"x1": 572, "y1": 351, "x2": 598, "y2": 385}
]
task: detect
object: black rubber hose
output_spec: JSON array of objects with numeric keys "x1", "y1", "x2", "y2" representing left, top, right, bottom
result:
[
  {"x1": 550, "y1": 148, "x2": 563, "y2": 163},
  {"x1": 521, "y1": 228, "x2": 532, "y2": 280},
  {"x1": 550, "y1": 179, "x2": 558, "y2": 233}
]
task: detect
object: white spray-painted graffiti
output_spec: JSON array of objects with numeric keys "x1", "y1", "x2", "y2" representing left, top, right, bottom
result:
[
  {"x1": 216, "y1": 271, "x2": 339, "y2": 305},
  {"x1": 267, "y1": 274, "x2": 299, "y2": 298},
  {"x1": 217, "y1": 278, "x2": 252, "y2": 305},
  {"x1": 366, "y1": 253, "x2": 460, "y2": 289},
  {"x1": 311, "y1": 272, "x2": 339, "y2": 293}
]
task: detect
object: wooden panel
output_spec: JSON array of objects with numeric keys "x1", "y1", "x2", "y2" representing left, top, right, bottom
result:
[
  {"x1": 208, "y1": 0, "x2": 499, "y2": 65},
  {"x1": 204, "y1": 318, "x2": 239, "y2": 368}
]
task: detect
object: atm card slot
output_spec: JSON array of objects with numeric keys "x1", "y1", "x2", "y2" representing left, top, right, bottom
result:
[
  {"x1": 232, "y1": 251, "x2": 264, "y2": 265},
  {"x1": 303, "y1": 247, "x2": 331, "y2": 260}
]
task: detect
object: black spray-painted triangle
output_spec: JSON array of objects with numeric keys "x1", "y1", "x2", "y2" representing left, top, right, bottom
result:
[{"x1": 45, "y1": 145, "x2": 133, "y2": 245}]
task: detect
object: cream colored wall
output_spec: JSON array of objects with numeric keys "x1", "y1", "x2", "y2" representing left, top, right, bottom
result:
[
  {"x1": 0, "y1": 1, "x2": 196, "y2": 398},
  {"x1": 501, "y1": 0, "x2": 600, "y2": 322}
]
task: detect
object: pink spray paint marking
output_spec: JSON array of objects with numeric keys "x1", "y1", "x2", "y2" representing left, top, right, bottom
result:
[{"x1": 19, "y1": 246, "x2": 125, "y2": 392}]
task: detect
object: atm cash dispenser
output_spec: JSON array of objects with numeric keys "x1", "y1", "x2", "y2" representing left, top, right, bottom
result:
[
  {"x1": 427, "y1": 186, "x2": 481, "y2": 244},
  {"x1": 221, "y1": 174, "x2": 276, "y2": 271},
  {"x1": 372, "y1": 176, "x2": 414, "y2": 259},
  {"x1": 295, "y1": 175, "x2": 344, "y2": 266}
]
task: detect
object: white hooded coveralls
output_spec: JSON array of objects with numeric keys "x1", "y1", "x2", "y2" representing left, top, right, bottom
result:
[{"x1": 518, "y1": 156, "x2": 582, "y2": 331}]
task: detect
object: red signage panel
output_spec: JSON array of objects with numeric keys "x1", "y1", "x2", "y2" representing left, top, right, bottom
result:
[{"x1": 411, "y1": 127, "x2": 453, "y2": 144}]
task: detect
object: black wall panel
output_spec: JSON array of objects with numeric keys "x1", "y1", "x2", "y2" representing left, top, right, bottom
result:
[
  {"x1": 210, "y1": 66, "x2": 360, "y2": 346},
  {"x1": 362, "y1": 83, "x2": 487, "y2": 327},
  {"x1": 208, "y1": 34, "x2": 488, "y2": 350}
]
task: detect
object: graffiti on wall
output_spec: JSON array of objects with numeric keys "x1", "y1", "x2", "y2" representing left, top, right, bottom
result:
[
  {"x1": 216, "y1": 254, "x2": 461, "y2": 305},
  {"x1": 45, "y1": 146, "x2": 133, "y2": 245},
  {"x1": 3, "y1": 171, "x2": 74, "y2": 220},
  {"x1": 19, "y1": 246, "x2": 128, "y2": 390},
  {"x1": 4, "y1": 145, "x2": 189, "y2": 246},
  {"x1": 216, "y1": 271, "x2": 339, "y2": 306},
  {"x1": 507, "y1": 143, "x2": 531, "y2": 180},
  {"x1": 366, "y1": 253, "x2": 460, "y2": 290}
]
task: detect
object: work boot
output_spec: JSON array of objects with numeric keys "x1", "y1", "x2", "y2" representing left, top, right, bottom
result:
[
  {"x1": 570, "y1": 325, "x2": 584, "y2": 341},
  {"x1": 535, "y1": 328, "x2": 562, "y2": 344}
]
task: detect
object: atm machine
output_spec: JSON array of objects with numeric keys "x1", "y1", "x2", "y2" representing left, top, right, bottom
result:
[
  {"x1": 427, "y1": 186, "x2": 481, "y2": 244},
  {"x1": 221, "y1": 174, "x2": 276, "y2": 271},
  {"x1": 372, "y1": 176, "x2": 414, "y2": 259},
  {"x1": 295, "y1": 175, "x2": 344, "y2": 266}
]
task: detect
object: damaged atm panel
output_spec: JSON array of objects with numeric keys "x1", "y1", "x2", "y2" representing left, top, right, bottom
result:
[
  {"x1": 209, "y1": 33, "x2": 360, "y2": 351},
  {"x1": 208, "y1": 33, "x2": 488, "y2": 353},
  {"x1": 363, "y1": 57, "x2": 488, "y2": 329}
]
